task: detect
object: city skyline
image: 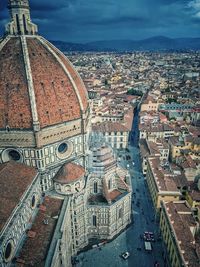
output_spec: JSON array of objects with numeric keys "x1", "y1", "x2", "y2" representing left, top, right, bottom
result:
[{"x1": 0, "y1": 0, "x2": 200, "y2": 42}]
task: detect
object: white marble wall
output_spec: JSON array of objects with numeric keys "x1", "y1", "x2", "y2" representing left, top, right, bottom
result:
[{"x1": 87, "y1": 192, "x2": 131, "y2": 240}]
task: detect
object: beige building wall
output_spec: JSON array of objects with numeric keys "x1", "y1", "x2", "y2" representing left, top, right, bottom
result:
[
  {"x1": 160, "y1": 202, "x2": 183, "y2": 267},
  {"x1": 141, "y1": 101, "x2": 159, "y2": 112},
  {"x1": 104, "y1": 131, "x2": 129, "y2": 149},
  {"x1": 146, "y1": 160, "x2": 181, "y2": 211}
]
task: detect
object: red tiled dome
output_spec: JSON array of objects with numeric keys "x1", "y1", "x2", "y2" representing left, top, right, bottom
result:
[
  {"x1": 0, "y1": 36, "x2": 88, "y2": 130},
  {"x1": 54, "y1": 162, "x2": 85, "y2": 184}
]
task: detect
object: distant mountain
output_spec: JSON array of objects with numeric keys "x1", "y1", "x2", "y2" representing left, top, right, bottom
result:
[
  {"x1": 51, "y1": 36, "x2": 200, "y2": 52},
  {"x1": 50, "y1": 41, "x2": 94, "y2": 52}
]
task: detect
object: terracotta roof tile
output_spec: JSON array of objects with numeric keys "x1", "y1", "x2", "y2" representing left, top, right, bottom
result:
[
  {"x1": 108, "y1": 189, "x2": 122, "y2": 200},
  {"x1": 54, "y1": 162, "x2": 85, "y2": 184},
  {"x1": 148, "y1": 157, "x2": 180, "y2": 193},
  {"x1": 92, "y1": 121, "x2": 129, "y2": 133},
  {"x1": 27, "y1": 38, "x2": 81, "y2": 128},
  {"x1": 0, "y1": 161, "x2": 37, "y2": 232},
  {"x1": 0, "y1": 37, "x2": 33, "y2": 129},
  {"x1": 16, "y1": 197, "x2": 63, "y2": 267},
  {"x1": 0, "y1": 36, "x2": 88, "y2": 130},
  {"x1": 165, "y1": 202, "x2": 200, "y2": 267},
  {"x1": 46, "y1": 40, "x2": 88, "y2": 112}
]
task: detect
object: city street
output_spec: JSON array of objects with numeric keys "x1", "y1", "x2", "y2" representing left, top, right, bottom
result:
[{"x1": 76, "y1": 109, "x2": 165, "y2": 267}]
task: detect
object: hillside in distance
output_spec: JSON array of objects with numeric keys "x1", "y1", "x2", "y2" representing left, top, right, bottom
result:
[{"x1": 51, "y1": 36, "x2": 200, "y2": 52}]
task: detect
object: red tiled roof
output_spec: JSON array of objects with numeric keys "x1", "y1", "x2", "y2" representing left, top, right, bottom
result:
[
  {"x1": 0, "y1": 36, "x2": 88, "y2": 130},
  {"x1": 46, "y1": 40, "x2": 88, "y2": 112},
  {"x1": 54, "y1": 162, "x2": 85, "y2": 184},
  {"x1": 92, "y1": 121, "x2": 129, "y2": 133},
  {"x1": 108, "y1": 189, "x2": 122, "y2": 200},
  {"x1": 0, "y1": 161, "x2": 37, "y2": 232},
  {"x1": 27, "y1": 38, "x2": 82, "y2": 128},
  {"x1": 0, "y1": 38, "x2": 33, "y2": 129},
  {"x1": 188, "y1": 183, "x2": 200, "y2": 202},
  {"x1": 16, "y1": 197, "x2": 63, "y2": 267},
  {"x1": 142, "y1": 95, "x2": 157, "y2": 104},
  {"x1": 165, "y1": 202, "x2": 200, "y2": 267},
  {"x1": 148, "y1": 157, "x2": 180, "y2": 192}
]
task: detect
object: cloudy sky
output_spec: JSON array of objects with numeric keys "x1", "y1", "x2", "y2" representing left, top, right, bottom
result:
[{"x1": 0, "y1": 0, "x2": 200, "y2": 42}]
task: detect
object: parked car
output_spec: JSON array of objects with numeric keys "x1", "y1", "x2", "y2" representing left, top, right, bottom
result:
[
  {"x1": 144, "y1": 231, "x2": 155, "y2": 242},
  {"x1": 121, "y1": 252, "x2": 130, "y2": 260}
]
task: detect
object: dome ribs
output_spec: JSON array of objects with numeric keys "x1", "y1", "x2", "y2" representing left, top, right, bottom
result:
[
  {"x1": 43, "y1": 40, "x2": 88, "y2": 113},
  {"x1": 0, "y1": 36, "x2": 88, "y2": 131},
  {"x1": 0, "y1": 37, "x2": 33, "y2": 129},
  {"x1": 27, "y1": 37, "x2": 81, "y2": 128}
]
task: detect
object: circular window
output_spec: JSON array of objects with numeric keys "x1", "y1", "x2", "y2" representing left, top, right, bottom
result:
[
  {"x1": 56, "y1": 141, "x2": 73, "y2": 160},
  {"x1": 4, "y1": 241, "x2": 13, "y2": 262},
  {"x1": 31, "y1": 195, "x2": 36, "y2": 208},
  {"x1": 8, "y1": 150, "x2": 21, "y2": 161},
  {"x1": 58, "y1": 143, "x2": 68, "y2": 154}
]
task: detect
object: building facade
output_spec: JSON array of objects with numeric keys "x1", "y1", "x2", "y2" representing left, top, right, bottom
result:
[
  {"x1": 160, "y1": 201, "x2": 200, "y2": 267},
  {"x1": 92, "y1": 122, "x2": 130, "y2": 149},
  {"x1": 146, "y1": 157, "x2": 181, "y2": 211}
]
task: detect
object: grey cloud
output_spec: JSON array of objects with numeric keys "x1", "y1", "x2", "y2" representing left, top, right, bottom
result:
[{"x1": 0, "y1": 0, "x2": 199, "y2": 42}]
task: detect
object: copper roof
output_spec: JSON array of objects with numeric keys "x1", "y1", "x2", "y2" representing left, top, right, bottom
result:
[
  {"x1": 16, "y1": 197, "x2": 63, "y2": 267},
  {"x1": 54, "y1": 162, "x2": 85, "y2": 184},
  {"x1": 0, "y1": 36, "x2": 88, "y2": 130},
  {"x1": 0, "y1": 161, "x2": 37, "y2": 232}
]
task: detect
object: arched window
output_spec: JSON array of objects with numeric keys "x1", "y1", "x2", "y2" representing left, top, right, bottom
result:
[
  {"x1": 23, "y1": 14, "x2": 27, "y2": 34},
  {"x1": 6, "y1": 125, "x2": 10, "y2": 132},
  {"x1": 16, "y1": 14, "x2": 21, "y2": 34},
  {"x1": 92, "y1": 215, "x2": 97, "y2": 226},
  {"x1": 4, "y1": 240, "x2": 14, "y2": 262},
  {"x1": 93, "y1": 181, "x2": 97, "y2": 193},
  {"x1": 119, "y1": 208, "x2": 123, "y2": 219},
  {"x1": 108, "y1": 179, "x2": 111, "y2": 190}
]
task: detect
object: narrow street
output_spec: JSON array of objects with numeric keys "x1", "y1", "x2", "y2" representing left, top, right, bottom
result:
[{"x1": 76, "y1": 108, "x2": 165, "y2": 267}]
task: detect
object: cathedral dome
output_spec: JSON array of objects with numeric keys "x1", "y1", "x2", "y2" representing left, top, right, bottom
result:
[{"x1": 0, "y1": 0, "x2": 88, "y2": 132}]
